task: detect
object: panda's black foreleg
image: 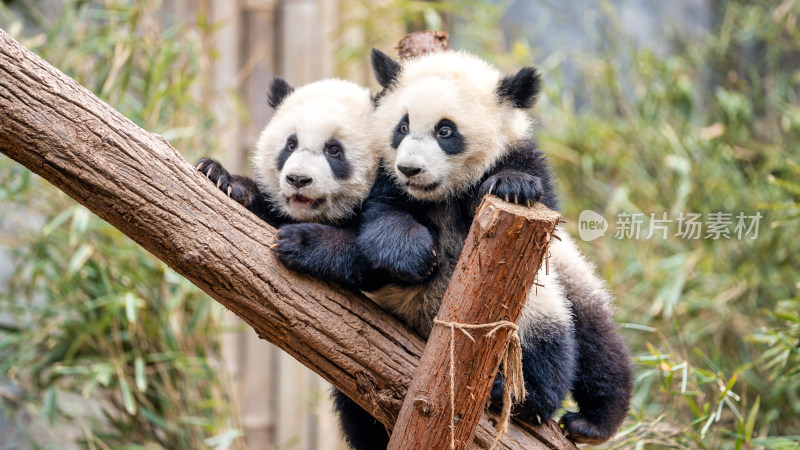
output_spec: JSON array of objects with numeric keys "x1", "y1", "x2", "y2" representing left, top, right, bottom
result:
[
  {"x1": 331, "y1": 388, "x2": 390, "y2": 450},
  {"x1": 195, "y1": 158, "x2": 284, "y2": 227},
  {"x1": 490, "y1": 326, "x2": 576, "y2": 425},
  {"x1": 560, "y1": 302, "x2": 632, "y2": 445},
  {"x1": 272, "y1": 223, "x2": 368, "y2": 289},
  {"x1": 476, "y1": 140, "x2": 560, "y2": 212},
  {"x1": 356, "y1": 201, "x2": 439, "y2": 284}
]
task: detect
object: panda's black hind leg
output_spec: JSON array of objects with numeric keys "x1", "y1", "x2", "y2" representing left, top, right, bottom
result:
[
  {"x1": 490, "y1": 327, "x2": 576, "y2": 425},
  {"x1": 560, "y1": 412, "x2": 615, "y2": 445},
  {"x1": 560, "y1": 291, "x2": 632, "y2": 445},
  {"x1": 331, "y1": 388, "x2": 389, "y2": 450}
]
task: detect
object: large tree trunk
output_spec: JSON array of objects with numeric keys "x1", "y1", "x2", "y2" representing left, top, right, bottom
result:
[{"x1": 0, "y1": 28, "x2": 576, "y2": 450}]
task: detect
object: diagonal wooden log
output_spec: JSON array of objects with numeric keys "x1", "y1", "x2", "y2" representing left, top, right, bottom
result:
[
  {"x1": 0, "y1": 28, "x2": 577, "y2": 449},
  {"x1": 389, "y1": 199, "x2": 561, "y2": 449}
]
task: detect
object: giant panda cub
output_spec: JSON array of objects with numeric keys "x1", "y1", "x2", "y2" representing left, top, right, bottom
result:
[
  {"x1": 366, "y1": 47, "x2": 577, "y2": 434},
  {"x1": 367, "y1": 49, "x2": 632, "y2": 445},
  {"x1": 197, "y1": 77, "x2": 393, "y2": 450},
  {"x1": 196, "y1": 77, "x2": 378, "y2": 261}
]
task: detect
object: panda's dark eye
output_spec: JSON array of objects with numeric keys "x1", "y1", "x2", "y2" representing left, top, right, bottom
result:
[
  {"x1": 399, "y1": 122, "x2": 409, "y2": 134},
  {"x1": 287, "y1": 135, "x2": 298, "y2": 151},
  {"x1": 437, "y1": 126, "x2": 453, "y2": 138},
  {"x1": 327, "y1": 145, "x2": 341, "y2": 157}
]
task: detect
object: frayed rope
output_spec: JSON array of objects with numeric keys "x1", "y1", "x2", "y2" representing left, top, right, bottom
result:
[{"x1": 432, "y1": 318, "x2": 527, "y2": 450}]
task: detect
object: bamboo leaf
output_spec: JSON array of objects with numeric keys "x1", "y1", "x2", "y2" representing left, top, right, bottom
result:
[
  {"x1": 67, "y1": 244, "x2": 93, "y2": 275},
  {"x1": 745, "y1": 396, "x2": 759, "y2": 442},
  {"x1": 135, "y1": 356, "x2": 147, "y2": 392},
  {"x1": 119, "y1": 375, "x2": 136, "y2": 415},
  {"x1": 42, "y1": 387, "x2": 57, "y2": 426}
]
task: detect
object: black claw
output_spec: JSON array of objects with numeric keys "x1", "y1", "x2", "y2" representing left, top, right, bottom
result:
[{"x1": 194, "y1": 157, "x2": 261, "y2": 208}]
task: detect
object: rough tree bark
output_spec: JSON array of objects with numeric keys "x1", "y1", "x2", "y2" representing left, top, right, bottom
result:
[
  {"x1": 0, "y1": 28, "x2": 576, "y2": 449},
  {"x1": 389, "y1": 198, "x2": 561, "y2": 449}
]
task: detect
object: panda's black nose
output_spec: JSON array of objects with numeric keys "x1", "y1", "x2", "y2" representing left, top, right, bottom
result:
[
  {"x1": 398, "y1": 165, "x2": 422, "y2": 177},
  {"x1": 286, "y1": 174, "x2": 313, "y2": 188}
]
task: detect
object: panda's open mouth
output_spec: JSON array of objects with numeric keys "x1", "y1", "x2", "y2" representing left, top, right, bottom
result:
[
  {"x1": 288, "y1": 194, "x2": 325, "y2": 208},
  {"x1": 406, "y1": 180, "x2": 440, "y2": 192}
]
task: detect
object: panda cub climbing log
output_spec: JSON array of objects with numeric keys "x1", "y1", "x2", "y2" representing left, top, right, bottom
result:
[
  {"x1": 369, "y1": 49, "x2": 632, "y2": 445},
  {"x1": 195, "y1": 77, "x2": 379, "y2": 254},
  {"x1": 197, "y1": 76, "x2": 396, "y2": 450},
  {"x1": 274, "y1": 50, "x2": 632, "y2": 446},
  {"x1": 275, "y1": 49, "x2": 574, "y2": 447}
]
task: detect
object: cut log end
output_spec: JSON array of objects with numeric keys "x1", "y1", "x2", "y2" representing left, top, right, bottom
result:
[
  {"x1": 396, "y1": 31, "x2": 451, "y2": 59},
  {"x1": 480, "y1": 195, "x2": 562, "y2": 223}
]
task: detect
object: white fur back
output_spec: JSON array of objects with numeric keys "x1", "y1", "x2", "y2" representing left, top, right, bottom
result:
[
  {"x1": 518, "y1": 264, "x2": 573, "y2": 346},
  {"x1": 549, "y1": 226, "x2": 614, "y2": 314}
]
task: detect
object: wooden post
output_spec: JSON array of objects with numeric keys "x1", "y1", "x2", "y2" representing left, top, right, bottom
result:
[
  {"x1": 396, "y1": 30, "x2": 450, "y2": 59},
  {"x1": 388, "y1": 197, "x2": 561, "y2": 449}
]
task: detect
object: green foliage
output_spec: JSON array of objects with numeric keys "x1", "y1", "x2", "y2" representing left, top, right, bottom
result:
[
  {"x1": 2, "y1": 0, "x2": 798, "y2": 448},
  {"x1": 0, "y1": 1, "x2": 239, "y2": 448},
  {"x1": 336, "y1": 0, "x2": 530, "y2": 79},
  {"x1": 342, "y1": 0, "x2": 800, "y2": 447},
  {"x1": 536, "y1": 1, "x2": 800, "y2": 448}
]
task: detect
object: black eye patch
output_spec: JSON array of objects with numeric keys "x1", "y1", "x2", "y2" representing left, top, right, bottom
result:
[
  {"x1": 392, "y1": 114, "x2": 409, "y2": 149},
  {"x1": 324, "y1": 138, "x2": 352, "y2": 179},
  {"x1": 276, "y1": 133, "x2": 297, "y2": 171},
  {"x1": 434, "y1": 119, "x2": 464, "y2": 155}
]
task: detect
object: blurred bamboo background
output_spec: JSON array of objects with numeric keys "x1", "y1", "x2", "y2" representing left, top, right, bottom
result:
[
  {"x1": 1, "y1": 0, "x2": 799, "y2": 449},
  {"x1": 172, "y1": 1, "x2": 348, "y2": 448}
]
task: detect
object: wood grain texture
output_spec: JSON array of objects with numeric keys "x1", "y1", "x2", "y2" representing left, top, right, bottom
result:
[
  {"x1": 396, "y1": 30, "x2": 451, "y2": 59},
  {"x1": 0, "y1": 28, "x2": 576, "y2": 450},
  {"x1": 389, "y1": 198, "x2": 561, "y2": 450}
]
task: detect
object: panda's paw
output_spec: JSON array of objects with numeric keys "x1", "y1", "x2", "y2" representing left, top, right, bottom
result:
[
  {"x1": 271, "y1": 223, "x2": 325, "y2": 274},
  {"x1": 377, "y1": 228, "x2": 438, "y2": 283},
  {"x1": 358, "y1": 220, "x2": 438, "y2": 284},
  {"x1": 195, "y1": 158, "x2": 258, "y2": 207},
  {"x1": 195, "y1": 157, "x2": 231, "y2": 190},
  {"x1": 480, "y1": 171, "x2": 543, "y2": 206},
  {"x1": 393, "y1": 237, "x2": 439, "y2": 284},
  {"x1": 560, "y1": 412, "x2": 613, "y2": 445}
]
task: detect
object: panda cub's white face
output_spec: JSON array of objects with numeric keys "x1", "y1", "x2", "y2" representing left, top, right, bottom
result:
[
  {"x1": 253, "y1": 79, "x2": 377, "y2": 223},
  {"x1": 373, "y1": 51, "x2": 535, "y2": 202}
]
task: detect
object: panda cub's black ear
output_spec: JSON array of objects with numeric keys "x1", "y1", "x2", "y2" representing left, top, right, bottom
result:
[
  {"x1": 268, "y1": 76, "x2": 294, "y2": 109},
  {"x1": 497, "y1": 67, "x2": 542, "y2": 109},
  {"x1": 370, "y1": 48, "x2": 402, "y2": 89}
]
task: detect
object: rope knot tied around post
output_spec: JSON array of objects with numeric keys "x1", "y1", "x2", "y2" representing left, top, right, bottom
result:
[{"x1": 432, "y1": 318, "x2": 527, "y2": 450}]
